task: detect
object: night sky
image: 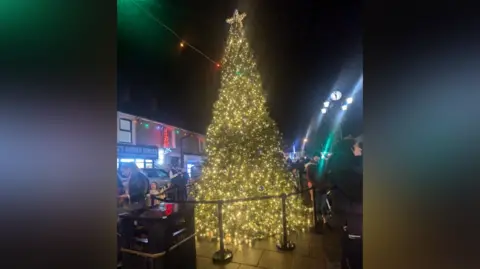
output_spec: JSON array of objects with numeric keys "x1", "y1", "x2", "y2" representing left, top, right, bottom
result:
[{"x1": 117, "y1": 0, "x2": 362, "y2": 146}]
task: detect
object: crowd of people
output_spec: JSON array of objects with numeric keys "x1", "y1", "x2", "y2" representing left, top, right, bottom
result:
[
  {"x1": 116, "y1": 138, "x2": 362, "y2": 268},
  {"x1": 116, "y1": 163, "x2": 189, "y2": 209},
  {"x1": 116, "y1": 162, "x2": 191, "y2": 266}
]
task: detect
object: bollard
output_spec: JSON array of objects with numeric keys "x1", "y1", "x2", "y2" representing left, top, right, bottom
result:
[
  {"x1": 212, "y1": 201, "x2": 233, "y2": 263},
  {"x1": 312, "y1": 187, "x2": 318, "y2": 228},
  {"x1": 311, "y1": 187, "x2": 324, "y2": 234},
  {"x1": 147, "y1": 258, "x2": 154, "y2": 269},
  {"x1": 276, "y1": 193, "x2": 296, "y2": 251}
]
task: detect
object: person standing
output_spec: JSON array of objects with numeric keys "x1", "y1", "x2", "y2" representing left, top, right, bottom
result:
[
  {"x1": 169, "y1": 164, "x2": 183, "y2": 180},
  {"x1": 325, "y1": 138, "x2": 363, "y2": 269},
  {"x1": 117, "y1": 173, "x2": 125, "y2": 196},
  {"x1": 118, "y1": 162, "x2": 150, "y2": 209},
  {"x1": 290, "y1": 167, "x2": 301, "y2": 191},
  {"x1": 116, "y1": 163, "x2": 150, "y2": 267},
  {"x1": 148, "y1": 182, "x2": 162, "y2": 206},
  {"x1": 296, "y1": 158, "x2": 311, "y2": 206},
  {"x1": 171, "y1": 167, "x2": 188, "y2": 200},
  {"x1": 305, "y1": 152, "x2": 321, "y2": 203}
]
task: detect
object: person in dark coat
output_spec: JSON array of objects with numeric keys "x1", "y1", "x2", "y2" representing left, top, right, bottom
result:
[
  {"x1": 327, "y1": 139, "x2": 363, "y2": 206},
  {"x1": 117, "y1": 173, "x2": 125, "y2": 196},
  {"x1": 305, "y1": 152, "x2": 321, "y2": 206},
  {"x1": 117, "y1": 173, "x2": 127, "y2": 208},
  {"x1": 324, "y1": 138, "x2": 363, "y2": 269},
  {"x1": 118, "y1": 162, "x2": 150, "y2": 206},
  {"x1": 170, "y1": 167, "x2": 189, "y2": 200}
]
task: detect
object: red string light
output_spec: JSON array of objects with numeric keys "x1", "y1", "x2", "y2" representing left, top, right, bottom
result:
[
  {"x1": 130, "y1": 0, "x2": 220, "y2": 68},
  {"x1": 163, "y1": 128, "x2": 170, "y2": 148}
]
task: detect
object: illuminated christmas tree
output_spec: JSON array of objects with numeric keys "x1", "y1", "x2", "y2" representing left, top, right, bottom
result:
[{"x1": 194, "y1": 10, "x2": 308, "y2": 244}]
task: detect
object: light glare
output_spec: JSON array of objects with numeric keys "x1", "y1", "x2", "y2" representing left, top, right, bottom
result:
[
  {"x1": 321, "y1": 108, "x2": 327, "y2": 114},
  {"x1": 323, "y1": 101, "x2": 330, "y2": 107},
  {"x1": 341, "y1": 105, "x2": 348, "y2": 110},
  {"x1": 346, "y1": 97, "x2": 353, "y2": 104},
  {"x1": 158, "y1": 149, "x2": 165, "y2": 165}
]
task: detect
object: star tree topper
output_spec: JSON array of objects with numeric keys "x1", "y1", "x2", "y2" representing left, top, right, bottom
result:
[{"x1": 226, "y1": 9, "x2": 247, "y2": 27}]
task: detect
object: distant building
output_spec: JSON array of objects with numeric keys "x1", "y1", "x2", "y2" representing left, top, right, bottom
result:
[{"x1": 117, "y1": 111, "x2": 206, "y2": 171}]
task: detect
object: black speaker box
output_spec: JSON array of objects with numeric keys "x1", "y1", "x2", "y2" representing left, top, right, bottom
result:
[{"x1": 119, "y1": 204, "x2": 196, "y2": 269}]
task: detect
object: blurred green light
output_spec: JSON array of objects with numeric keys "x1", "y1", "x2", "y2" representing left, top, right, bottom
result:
[{"x1": 117, "y1": 0, "x2": 171, "y2": 54}]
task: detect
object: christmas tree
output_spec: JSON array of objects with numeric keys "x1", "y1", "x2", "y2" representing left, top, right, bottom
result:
[{"x1": 194, "y1": 10, "x2": 308, "y2": 244}]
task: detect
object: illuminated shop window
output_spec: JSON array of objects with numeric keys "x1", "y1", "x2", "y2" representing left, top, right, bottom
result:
[
  {"x1": 145, "y1": 159, "x2": 153, "y2": 169},
  {"x1": 135, "y1": 159, "x2": 145, "y2": 169}
]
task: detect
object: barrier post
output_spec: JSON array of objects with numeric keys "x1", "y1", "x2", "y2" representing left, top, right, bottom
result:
[
  {"x1": 212, "y1": 200, "x2": 233, "y2": 263},
  {"x1": 312, "y1": 187, "x2": 318, "y2": 229},
  {"x1": 276, "y1": 193, "x2": 296, "y2": 251}
]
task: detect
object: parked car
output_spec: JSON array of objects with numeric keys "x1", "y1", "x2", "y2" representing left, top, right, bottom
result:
[{"x1": 141, "y1": 168, "x2": 170, "y2": 186}]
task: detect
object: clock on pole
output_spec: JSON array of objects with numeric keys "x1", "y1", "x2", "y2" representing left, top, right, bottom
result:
[{"x1": 330, "y1": 91, "x2": 342, "y2": 101}]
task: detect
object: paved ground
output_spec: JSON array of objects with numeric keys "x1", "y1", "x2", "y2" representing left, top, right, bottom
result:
[{"x1": 195, "y1": 228, "x2": 343, "y2": 269}]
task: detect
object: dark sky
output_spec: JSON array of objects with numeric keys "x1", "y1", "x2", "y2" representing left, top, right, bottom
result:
[{"x1": 117, "y1": 0, "x2": 362, "y2": 143}]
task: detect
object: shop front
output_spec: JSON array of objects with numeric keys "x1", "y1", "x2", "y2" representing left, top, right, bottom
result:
[
  {"x1": 117, "y1": 144, "x2": 159, "y2": 169},
  {"x1": 183, "y1": 154, "x2": 205, "y2": 179}
]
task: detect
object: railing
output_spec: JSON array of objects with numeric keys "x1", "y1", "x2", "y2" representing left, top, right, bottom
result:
[{"x1": 149, "y1": 183, "x2": 319, "y2": 264}]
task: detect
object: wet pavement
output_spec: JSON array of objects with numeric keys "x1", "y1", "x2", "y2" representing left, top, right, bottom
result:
[{"x1": 195, "y1": 228, "x2": 343, "y2": 269}]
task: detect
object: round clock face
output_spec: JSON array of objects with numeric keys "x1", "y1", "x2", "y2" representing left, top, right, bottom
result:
[{"x1": 330, "y1": 91, "x2": 342, "y2": 101}]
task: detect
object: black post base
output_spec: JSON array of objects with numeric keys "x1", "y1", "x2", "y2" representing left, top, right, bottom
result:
[
  {"x1": 212, "y1": 249, "x2": 233, "y2": 264},
  {"x1": 276, "y1": 240, "x2": 296, "y2": 251}
]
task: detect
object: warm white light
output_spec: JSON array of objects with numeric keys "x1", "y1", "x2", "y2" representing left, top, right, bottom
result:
[
  {"x1": 330, "y1": 91, "x2": 342, "y2": 101},
  {"x1": 323, "y1": 101, "x2": 330, "y2": 107},
  {"x1": 187, "y1": 164, "x2": 194, "y2": 178},
  {"x1": 303, "y1": 138, "x2": 308, "y2": 143},
  {"x1": 341, "y1": 105, "x2": 348, "y2": 111},
  {"x1": 321, "y1": 108, "x2": 327, "y2": 114},
  {"x1": 158, "y1": 149, "x2": 165, "y2": 165},
  {"x1": 346, "y1": 97, "x2": 353, "y2": 104}
]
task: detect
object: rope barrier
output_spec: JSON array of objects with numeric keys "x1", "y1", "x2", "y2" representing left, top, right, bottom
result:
[
  {"x1": 121, "y1": 182, "x2": 320, "y2": 265},
  {"x1": 151, "y1": 185, "x2": 315, "y2": 204}
]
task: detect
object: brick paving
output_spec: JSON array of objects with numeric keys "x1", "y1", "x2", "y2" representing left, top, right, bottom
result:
[{"x1": 195, "y1": 230, "x2": 342, "y2": 269}]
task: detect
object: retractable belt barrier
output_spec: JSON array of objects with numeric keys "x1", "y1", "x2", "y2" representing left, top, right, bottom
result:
[
  {"x1": 144, "y1": 184, "x2": 317, "y2": 264},
  {"x1": 118, "y1": 182, "x2": 318, "y2": 268}
]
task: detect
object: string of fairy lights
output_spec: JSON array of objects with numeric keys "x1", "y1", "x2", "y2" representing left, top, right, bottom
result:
[
  {"x1": 193, "y1": 9, "x2": 309, "y2": 244},
  {"x1": 129, "y1": 0, "x2": 221, "y2": 68},
  {"x1": 134, "y1": 117, "x2": 205, "y2": 148}
]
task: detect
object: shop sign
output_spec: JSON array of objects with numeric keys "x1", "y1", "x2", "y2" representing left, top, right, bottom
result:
[{"x1": 117, "y1": 144, "x2": 158, "y2": 159}]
